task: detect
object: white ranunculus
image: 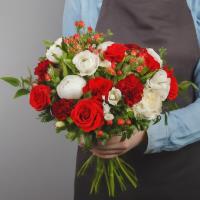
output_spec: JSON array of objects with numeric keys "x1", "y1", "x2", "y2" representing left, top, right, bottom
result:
[
  {"x1": 72, "y1": 50, "x2": 100, "y2": 76},
  {"x1": 97, "y1": 41, "x2": 114, "y2": 52},
  {"x1": 46, "y1": 38, "x2": 63, "y2": 63},
  {"x1": 56, "y1": 75, "x2": 86, "y2": 99},
  {"x1": 108, "y1": 87, "x2": 122, "y2": 106},
  {"x1": 147, "y1": 48, "x2": 163, "y2": 67},
  {"x1": 146, "y1": 69, "x2": 171, "y2": 101},
  {"x1": 99, "y1": 59, "x2": 111, "y2": 68},
  {"x1": 132, "y1": 88, "x2": 162, "y2": 120}
]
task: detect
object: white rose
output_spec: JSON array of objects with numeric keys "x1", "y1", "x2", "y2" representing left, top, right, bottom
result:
[
  {"x1": 72, "y1": 50, "x2": 100, "y2": 76},
  {"x1": 97, "y1": 41, "x2": 114, "y2": 52},
  {"x1": 108, "y1": 87, "x2": 122, "y2": 106},
  {"x1": 56, "y1": 75, "x2": 86, "y2": 99},
  {"x1": 46, "y1": 38, "x2": 63, "y2": 63},
  {"x1": 146, "y1": 69, "x2": 171, "y2": 101},
  {"x1": 132, "y1": 88, "x2": 162, "y2": 120},
  {"x1": 147, "y1": 48, "x2": 163, "y2": 67}
]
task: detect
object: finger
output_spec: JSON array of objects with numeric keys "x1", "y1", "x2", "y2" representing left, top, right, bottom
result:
[
  {"x1": 91, "y1": 149, "x2": 123, "y2": 155},
  {"x1": 92, "y1": 151, "x2": 119, "y2": 159},
  {"x1": 95, "y1": 141, "x2": 128, "y2": 151}
]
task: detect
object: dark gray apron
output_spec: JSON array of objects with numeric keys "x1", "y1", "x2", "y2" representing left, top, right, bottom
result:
[{"x1": 74, "y1": 0, "x2": 200, "y2": 199}]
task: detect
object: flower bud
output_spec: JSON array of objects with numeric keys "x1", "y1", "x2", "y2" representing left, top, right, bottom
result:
[{"x1": 55, "y1": 121, "x2": 65, "y2": 128}]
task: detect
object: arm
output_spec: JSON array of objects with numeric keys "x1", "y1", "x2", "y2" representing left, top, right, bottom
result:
[
  {"x1": 145, "y1": 0, "x2": 200, "y2": 153},
  {"x1": 146, "y1": 60, "x2": 200, "y2": 153}
]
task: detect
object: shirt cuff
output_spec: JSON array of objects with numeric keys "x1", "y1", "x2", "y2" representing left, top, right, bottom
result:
[{"x1": 144, "y1": 114, "x2": 169, "y2": 154}]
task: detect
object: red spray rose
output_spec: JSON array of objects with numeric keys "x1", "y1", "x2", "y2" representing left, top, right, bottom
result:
[
  {"x1": 83, "y1": 77, "x2": 113, "y2": 99},
  {"x1": 52, "y1": 99, "x2": 74, "y2": 121},
  {"x1": 75, "y1": 21, "x2": 85, "y2": 28},
  {"x1": 29, "y1": 85, "x2": 51, "y2": 111},
  {"x1": 116, "y1": 74, "x2": 144, "y2": 106},
  {"x1": 71, "y1": 99, "x2": 104, "y2": 132},
  {"x1": 104, "y1": 43, "x2": 128, "y2": 63},
  {"x1": 163, "y1": 66, "x2": 179, "y2": 100},
  {"x1": 34, "y1": 60, "x2": 51, "y2": 82}
]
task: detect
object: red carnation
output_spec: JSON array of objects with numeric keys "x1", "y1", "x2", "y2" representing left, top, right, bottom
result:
[
  {"x1": 116, "y1": 74, "x2": 144, "y2": 106},
  {"x1": 71, "y1": 98, "x2": 104, "y2": 132},
  {"x1": 34, "y1": 60, "x2": 52, "y2": 82},
  {"x1": 83, "y1": 77, "x2": 113, "y2": 99},
  {"x1": 163, "y1": 66, "x2": 179, "y2": 100},
  {"x1": 104, "y1": 43, "x2": 128, "y2": 63},
  {"x1": 29, "y1": 85, "x2": 51, "y2": 111},
  {"x1": 139, "y1": 49, "x2": 160, "y2": 71},
  {"x1": 52, "y1": 99, "x2": 74, "y2": 121}
]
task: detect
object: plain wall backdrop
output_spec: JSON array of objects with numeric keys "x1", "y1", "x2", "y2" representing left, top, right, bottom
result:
[{"x1": 0, "y1": 0, "x2": 77, "y2": 200}]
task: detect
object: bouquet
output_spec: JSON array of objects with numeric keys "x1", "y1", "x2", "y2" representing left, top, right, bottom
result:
[{"x1": 1, "y1": 21, "x2": 196, "y2": 197}]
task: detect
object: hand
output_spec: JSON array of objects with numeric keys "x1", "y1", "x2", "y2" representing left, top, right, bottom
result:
[{"x1": 90, "y1": 131, "x2": 146, "y2": 159}]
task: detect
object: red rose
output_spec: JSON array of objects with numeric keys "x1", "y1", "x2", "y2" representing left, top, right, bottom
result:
[
  {"x1": 29, "y1": 85, "x2": 51, "y2": 111},
  {"x1": 71, "y1": 99, "x2": 104, "y2": 132},
  {"x1": 116, "y1": 74, "x2": 144, "y2": 106},
  {"x1": 104, "y1": 43, "x2": 128, "y2": 63},
  {"x1": 163, "y1": 66, "x2": 179, "y2": 100},
  {"x1": 139, "y1": 49, "x2": 160, "y2": 71},
  {"x1": 34, "y1": 60, "x2": 52, "y2": 82},
  {"x1": 52, "y1": 99, "x2": 74, "y2": 121},
  {"x1": 83, "y1": 77, "x2": 113, "y2": 99}
]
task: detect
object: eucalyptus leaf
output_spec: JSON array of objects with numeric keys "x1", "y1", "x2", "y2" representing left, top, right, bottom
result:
[{"x1": 0, "y1": 77, "x2": 21, "y2": 87}]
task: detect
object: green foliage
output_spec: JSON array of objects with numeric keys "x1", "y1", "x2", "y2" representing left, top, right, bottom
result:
[
  {"x1": 14, "y1": 88, "x2": 29, "y2": 99},
  {"x1": 65, "y1": 131, "x2": 77, "y2": 141},
  {"x1": 0, "y1": 77, "x2": 21, "y2": 87},
  {"x1": 159, "y1": 47, "x2": 167, "y2": 63},
  {"x1": 179, "y1": 80, "x2": 199, "y2": 92},
  {"x1": 38, "y1": 108, "x2": 54, "y2": 123},
  {"x1": 43, "y1": 40, "x2": 54, "y2": 49}
]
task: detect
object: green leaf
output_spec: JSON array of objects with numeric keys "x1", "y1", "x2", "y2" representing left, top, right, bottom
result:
[
  {"x1": 65, "y1": 131, "x2": 77, "y2": 141},
  {"x1": 0, "y1": 77, "x2": 21, "y2": 87},
  {"x1": 43, "y1": 40, "x2": 54, "y2": 48},
  {"x1": 14, "y1": 88, "x2": 29, "y2": 99},
  {"x1": 179, "y1": 81, "x2": 199, "y2": 91}
]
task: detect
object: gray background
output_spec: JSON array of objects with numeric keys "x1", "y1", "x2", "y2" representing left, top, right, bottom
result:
[{"x1": 0, "y1": 0, "x2": 77, "y2": 200}]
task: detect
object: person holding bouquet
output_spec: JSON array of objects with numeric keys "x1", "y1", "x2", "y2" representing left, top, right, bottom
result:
[{"x1": 63, "y1": 0, "x2": 200, "y2": 199}]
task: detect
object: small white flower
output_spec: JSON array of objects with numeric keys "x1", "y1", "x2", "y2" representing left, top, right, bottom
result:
[
  {"x1": 46, "y1": 38, "x2": 63, "y2": 63},
  {"x1": 104, "y1": 113, "x2": 114, "y2": 121},
  {"x1": 147, "y1": 48, "x2": 163, "y2": 67},
  {"x1": 132, "y1": 88, "x2": 162, "y2": 120},
  {"x1": 72, "y1": 50, "x2": 100, "y2": 76},
  {"x1": 99, "y1": 59, "x2": 111, "y2": 68},
  {"x1": 102, "y1": 99, "x2": 115, "y2": 121},
  {"x1": 56, "y1": 75, "x2": 86, "y2": 99},
  {"x1": 103, "y1": 101, "x2": 111, "y2": 114},
  {"x1": 146, "y1": 69, "x2": 171, "y2": 101},
  {"x1": 108, "y1": 87, "x2": 122, "y2": 106},
  {"x1": 55, "y1": 121, "x2": 65, "y2": 128},
  {"x1": 97, "y1": 41, "x2": 114, "y2": 52}
]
